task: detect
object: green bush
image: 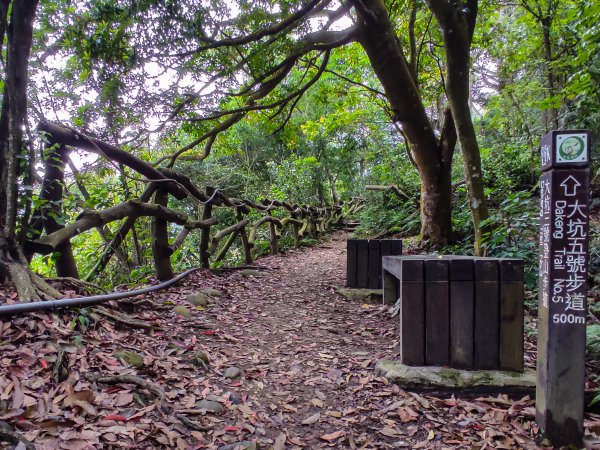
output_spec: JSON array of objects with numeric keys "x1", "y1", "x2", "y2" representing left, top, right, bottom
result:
[{"x1": 480, "y1": 190, "x2": 539, "y2": 292}]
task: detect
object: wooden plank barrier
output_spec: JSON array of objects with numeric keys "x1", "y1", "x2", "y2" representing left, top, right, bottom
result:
[
  {"x1": 346, "y1": 239, "x2": 403, "y2": 289},
  {"x1": 382, "y1": 255, "x2": 524, "y2": 371}
]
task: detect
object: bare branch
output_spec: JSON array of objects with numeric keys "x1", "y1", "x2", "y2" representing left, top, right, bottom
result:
[
  {"x1": 38, "y1": 121, "x2": 188, "y2": 199},
  {"x1": 158, "y1": 28, "x2": 357, "y2": 166},
  {"x1": 158, "y1": 0, "x2": 327, "y2": 58}
]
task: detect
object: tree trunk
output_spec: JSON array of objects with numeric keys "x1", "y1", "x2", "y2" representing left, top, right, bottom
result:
[
  {"x1": 39, "y1": 142, "x2": 79, "y2": 278},
  {"x1": 426, "y1": 0, "x2": 488, "y2": 254},
  {"x1": 326, "y1": 168, "x2": 339, "y2": 204},
  {"x1": 352, "y1": 0, "x2": 454, "y2": 245},
  {"x1": 0, "y1": 84, "x2": 9, "y2": 233},
  {"x1": 151, "y1": 189, "x2": 174, "y2": 281},
  {"x1": 199, "y1": 187, "x2": 215, "y2": 268},
  {"x1": 419, "y1": 162, "x2": 453, "y2": 244},
  {"x1": 0, "y1": 1, "x2": 60, "y2": 301},
  {"x1": 0, "y1": 1, "x2": 9, "y2": 231},
  {"x1": 540, "y1": 9, "x2": 558, "y2": 130},
  {"x1": 235, "y1": 209, "x2": 253, "y2": 264},
  {"x1": 4, "y1": 0, "x2": 38, "y2": 239}
]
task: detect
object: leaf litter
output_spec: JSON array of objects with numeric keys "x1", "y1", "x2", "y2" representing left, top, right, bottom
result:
[{"x1": 0, "y1": 232, "x2": 599, "y2": 449}]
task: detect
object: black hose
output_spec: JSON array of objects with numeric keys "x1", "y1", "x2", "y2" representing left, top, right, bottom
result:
[{"x1": 0, "y1": 267, "x2": 200, "y2": 317}]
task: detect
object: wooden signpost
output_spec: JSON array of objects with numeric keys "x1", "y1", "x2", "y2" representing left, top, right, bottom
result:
[{"x1": 536, "y1": 130, "x2": 590, "y2": 447}]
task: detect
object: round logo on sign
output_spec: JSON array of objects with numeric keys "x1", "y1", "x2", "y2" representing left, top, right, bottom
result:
[{"x1": 558, "y1": 136, "x2": 585, "y2": 160}]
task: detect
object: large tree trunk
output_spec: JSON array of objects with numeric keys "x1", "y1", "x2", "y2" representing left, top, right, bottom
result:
[
  {"x1": 0, "y1": 1, "x2": 59, "y2": 301},
  {"x1": 39, "y1": 142, "x2": 79, "y2": 277},
  {"x1": 0, "y1": 0, "x2": 9, "y2": 231},
  {"x1": 419, "y1": 160, "x2": 453, "y2": 244},
  {"x1": 4, "y1": 0, "x2": 38, "y2": 239},
  {"x1": 353, "y1": 0, "x2": 454, "y2": 245},
  {"x1": 151, "y1": 189, "x2": 174, "y2": 281},
  {"x1": 426, "y1": 0, "x2": 489, "y2": 254},
  {"x1": 0, "y1": 235, "x2": 61, "y2": 301}
]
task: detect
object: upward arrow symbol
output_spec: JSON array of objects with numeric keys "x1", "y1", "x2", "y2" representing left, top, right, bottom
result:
[{"x1": 560, "y1": 175, "x2": 581, "y2": 196}]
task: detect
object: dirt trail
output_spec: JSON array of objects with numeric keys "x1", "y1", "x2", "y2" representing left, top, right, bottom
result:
[{"x1": 1, "y1": 233, "x2": 599, "y2": 449}]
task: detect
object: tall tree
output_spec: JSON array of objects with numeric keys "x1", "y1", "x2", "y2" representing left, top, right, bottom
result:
[
  {"x1": 0, "y1": 0, "x2": 61, "y2": 300},
  {"x1": 33, "y1": 0, "x2": 488, "y2": 250}
]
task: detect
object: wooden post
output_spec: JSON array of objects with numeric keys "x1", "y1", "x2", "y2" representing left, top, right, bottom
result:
[
  {"x1": 383, "y1": 257, "x2": 425, "y2": 365},
  {"x1": 499, "y1": 259, "x2": 524, "y2": 372},
  {"x1": 391, "y1": 239, "x2": 403, "y2": 257},
  {"x1": 356, "y1": 240, "x2": 368, "y2": 288},
  {"x1": 401, "y1": 258, "x2": 425, "y2": 365},
  {"x1": 215, "y1": 230, "x2": 239, "y2": 262},
  {"x1": 536, "y1": 130, "x2": 590, "y2": 448},
  {"x1": 368, "y1": 240, "x2": 381, "y2": 289},
  {"x1": 199, "y1": 187, "x2": 215, "y2": 269},
  {"x1": 346, "y1": 239, "x2": 358, "y2": 288},
  {"x1": 267, "y1": 211, "x2": 278, "y2": 254},
  {"x1": 151, "y1": 188, "x2": 174, "y2": 280},
  {"x1": 311, "y1": 209, "x2": 319, "y2": 240},
  {"x1": 291, "y1": 212, "x2": 300, "y2": 247},
  {"x1": 235, "y1": 208, "x2": 253, "y2": 265}
]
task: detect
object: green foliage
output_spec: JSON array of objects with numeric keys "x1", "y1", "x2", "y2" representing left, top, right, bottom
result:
[
  {"x1": 356, "y1": 195, "x2": 420, "y2": 238},
  {"x1": 70, "y1": 308, "x2": 91, "y2": 334},
  {"x1": 588, "y1": 323, "x2": 600, "y2": 406},
  {"x1": 589, "y1": 324, "x2": 600, "y2": 361},
  {"x1": 590, "y1": 223, "x2": 600, "y2": 301},
  {"x1": 480, "y1": 191, "x2": 539, "y2": 298}
]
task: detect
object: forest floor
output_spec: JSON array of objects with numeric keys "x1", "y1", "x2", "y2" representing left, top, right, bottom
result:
[{"x1": 1, "y1": 232, "x2": 600, "y2": 449}]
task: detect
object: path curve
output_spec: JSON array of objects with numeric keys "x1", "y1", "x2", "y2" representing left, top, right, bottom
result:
[{"x1": 0, "y1": 232, "x2": 588, "y2": 449}]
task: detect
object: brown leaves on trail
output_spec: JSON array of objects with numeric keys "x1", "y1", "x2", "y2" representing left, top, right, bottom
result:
[{"x1": 1, "y1": 234, "x2": 600, "y2": 448}]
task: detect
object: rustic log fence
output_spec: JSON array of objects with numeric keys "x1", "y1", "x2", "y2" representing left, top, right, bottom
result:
[{"x1": 23, "y1": 121, "x2": 363, "y2": 289}]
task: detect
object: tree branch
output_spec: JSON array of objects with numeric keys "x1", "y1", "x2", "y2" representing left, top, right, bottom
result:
[
  {"x1": 31, "y1": 201, "x2": 191, "y2": 254},
  {"x1": 158, "y1": 0, "x2": 327, "y2": 58},
  {"x1": 38, "y1": 121, "x2": 187, "y2": 199}
]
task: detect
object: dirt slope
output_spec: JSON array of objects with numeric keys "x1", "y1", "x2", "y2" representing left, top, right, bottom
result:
[{"x1": 0, "y1": 233, "x2": 599, "y2": 449}]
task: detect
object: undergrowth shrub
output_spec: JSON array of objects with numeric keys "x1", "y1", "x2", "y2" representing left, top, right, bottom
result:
[
  {"x1": 480, "y1": 190, "x2": 539, "y2": 291},
  {"x1": 354, "y1": 194, "x2": 419, "y2": 238}
]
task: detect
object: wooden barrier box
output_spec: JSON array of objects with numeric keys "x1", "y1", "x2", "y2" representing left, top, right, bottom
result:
[
  {"x1": 382, "y1": 255, "x2": 524, "y2": 372},
  {"x1": 346, "y1": 239, "x2": 402, "y2": 289}
]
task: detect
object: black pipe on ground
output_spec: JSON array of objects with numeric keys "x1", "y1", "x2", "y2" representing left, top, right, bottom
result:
[{"x1": 0, "y1": 268, "x2": 200, "y2": 317}]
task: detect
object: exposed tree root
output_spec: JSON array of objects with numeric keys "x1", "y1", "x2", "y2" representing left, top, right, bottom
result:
[
  {"x1": 88, "y1": 374, "x2": 162, "y2": 398},
  {"x1": 0, "y1": 428, "x2": 36, "y2": 450},
  {"x1": 175, "y1": 413, "x2": 209, "y2": 432},
  {"x1": 1, "y1": 240, "x2": 62, "y2": 302},
  {"x1": 47, "y1": 277, "x2": 108, "y2": 295},
  {"x1": 85, "y1": 372, "x2": 213, "y2": 433},
  {"x1": 86, "y1": 373, "x2": 165, "y2": 404},
  {"x1": 120, "y1": 298, "x2": 170, "y2": 311},
  {"x1": 93, "y1": 306, "x2": 162, "y2": 330},
  {"x1": 52, "y1": 346, "x2": 68, "y2": 383}
]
